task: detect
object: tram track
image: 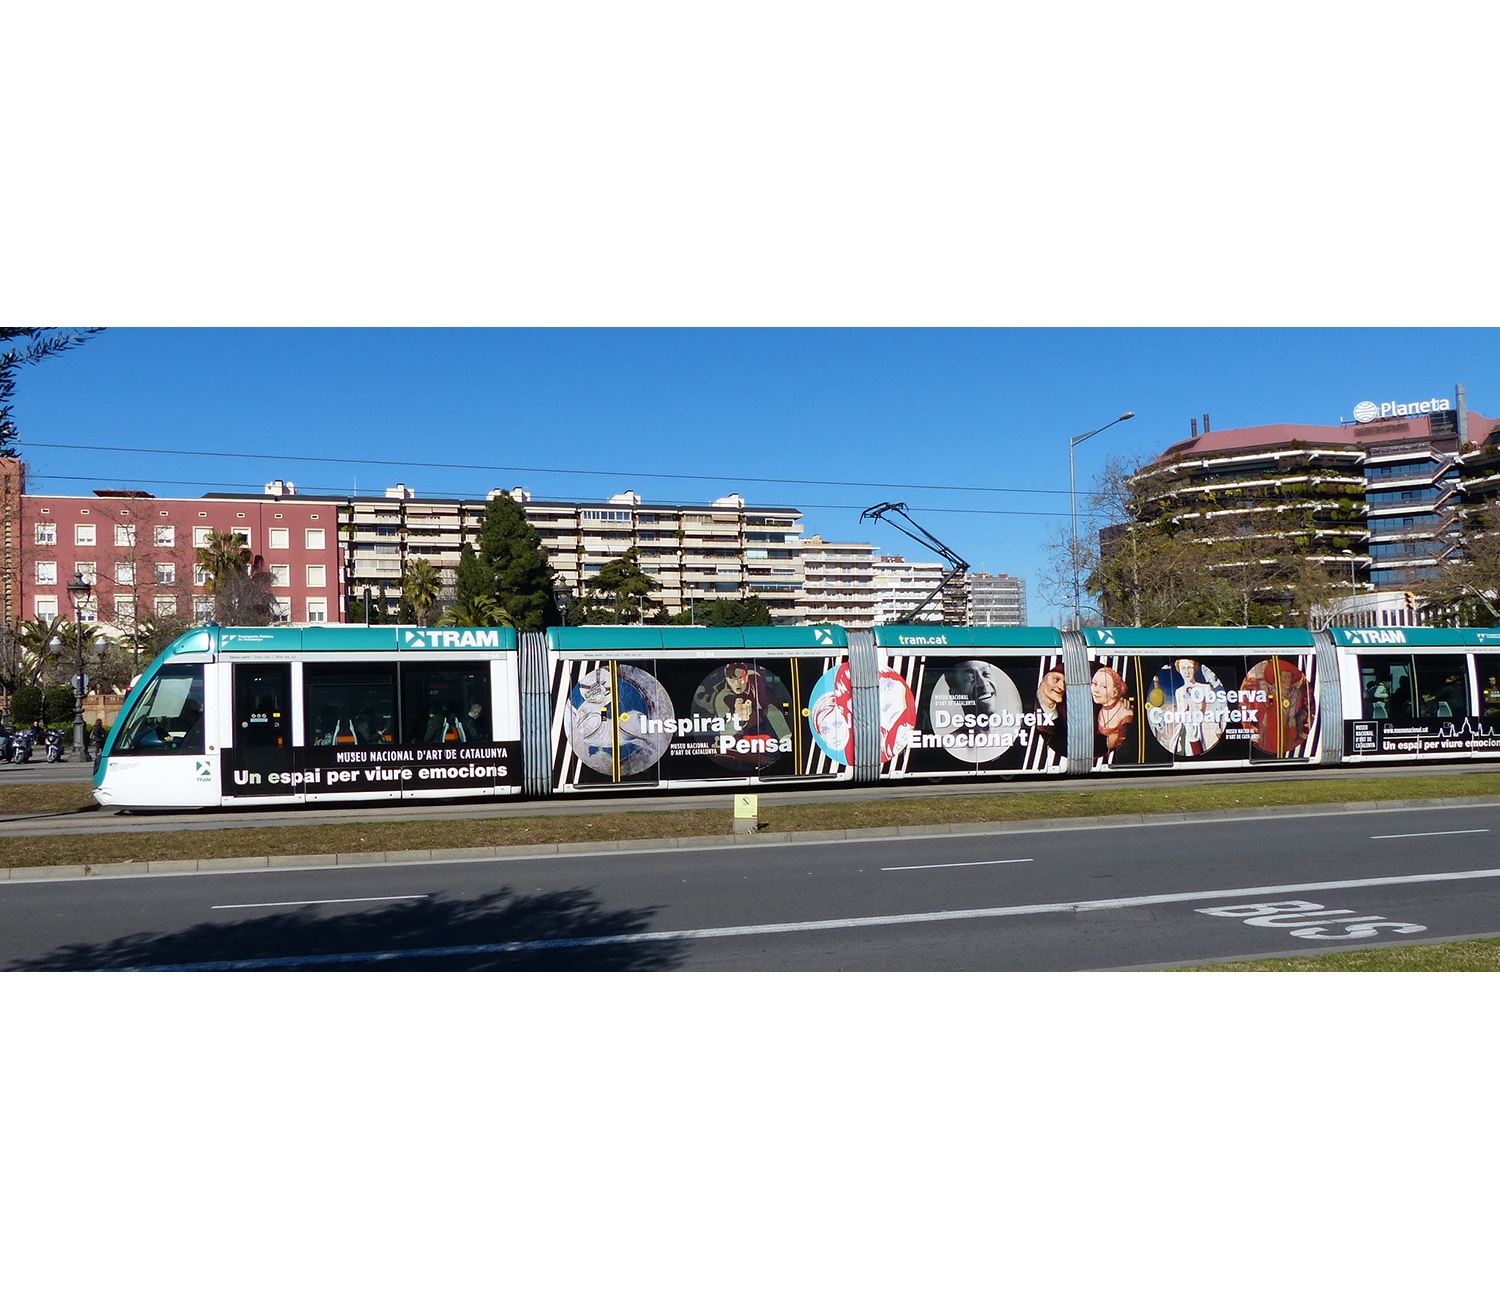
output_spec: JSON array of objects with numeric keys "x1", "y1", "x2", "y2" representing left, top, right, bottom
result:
[{"x1": 3, "y1": 760, "x2": 1498, "y2": 840}]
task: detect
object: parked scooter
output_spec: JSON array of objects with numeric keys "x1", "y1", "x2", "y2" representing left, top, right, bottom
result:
[
  {"x1": 12, "y1": 730, "x2": 33, "y2": 763},
  {"x1": 44, "y1": 729, "x2": 66, "y2": 763}
]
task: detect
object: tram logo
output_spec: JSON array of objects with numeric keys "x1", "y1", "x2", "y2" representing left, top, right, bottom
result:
[{"x1": 403, "y1": 629, "x2": 502, "y2": 650}]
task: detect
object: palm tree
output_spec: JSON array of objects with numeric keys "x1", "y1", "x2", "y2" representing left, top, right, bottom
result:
[
  {"x1": 403, "y1": 559, "x2": 443, "y2": 627},
  {"x1": 195, "y1": 529, "x2": 250, "y2": 594},
  {"x1": 14, "y1": 615, "x2": 64, "y2": 687},
  {"x1": 437, "y1": 592, "x2": 512, "y2": 627}
]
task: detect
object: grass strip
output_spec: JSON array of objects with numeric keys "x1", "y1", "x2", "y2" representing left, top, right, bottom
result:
[
  {"x1": 0, "y1": 783, "x2": 97, "y2": 816},
  {"x1": 1175, "y1": 937, "x2": 1500, "y2": 972},
  {"x1": 3, "y1": 769, "x2": 1500, "y2": 873}
]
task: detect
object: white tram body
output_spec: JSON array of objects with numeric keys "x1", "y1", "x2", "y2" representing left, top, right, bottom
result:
[{"x1": 89, "y1": 622, "x2": 1500, "y2": 811}]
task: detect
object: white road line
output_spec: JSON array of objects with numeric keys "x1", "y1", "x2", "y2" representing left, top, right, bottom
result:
[
  {"x1": 881, "y1": 858, "x2": 1034, "y2": 872},
  {"x1": 210, "y1": 894, "x2": 429, "y2": 911},
  {"x1": 143, "y1": 864, "x2": 1500, "y2": 969},
  {"x1": 1370, "y1": 828, "x2": 1490, "y2": 840}
]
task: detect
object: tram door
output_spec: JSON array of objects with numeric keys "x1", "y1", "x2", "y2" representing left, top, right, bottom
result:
[{"x1": 228, "y1": 662, "x2": 295, "y2": 797}]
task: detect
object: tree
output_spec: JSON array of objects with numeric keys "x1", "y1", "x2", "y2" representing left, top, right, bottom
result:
[
  {"x1": 581, "y1": 547, "x2": 662, "y2": 624},
  {"x1": 194, "y1": 529, "x2": 274, "y2": 624},
  {"x1": 669, "y1": 596, "x2": 773, "y2": 626},
  {"x1": 1410, "y1": 500, "x2": 1500, "y2": 626},
  {"x1": 10, "y1": 682, "x2": 43, "y2": 727},
  {"x1": 195, "y1": 529, "x2": 250, "y2": 593},
  {"x1": 438, "y1": 592, "x2": 512, "y2": 627},
  {"x1": 476, "y1": 494, "x2": 558, "y2": 631},
  {"x1": 402, "y1": 557, "x2": 441, "y2": 626},
  {"x1": 0, "y1": 329, "x2": 102, "y2": 455},
  {"x1": 1044, "y1": 454, "x2": 1353, "y2": 629}
]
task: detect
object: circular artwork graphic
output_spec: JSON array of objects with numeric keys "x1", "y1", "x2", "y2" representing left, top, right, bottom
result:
[
  {"x1": 808, "y1": 662, "x2": 854, "y2": 766},
  {"x1": 928, "y1": 660, "x2": 1024, "y2": 765},
  {"x1": 693, "y1": 662, "x2": 794, "y2": 772},
  {"x1": 878, "y1": 670, "x2": 917, "y2": 762},
  {"x1": 1144, "y1": 658, "x2": 1227, "y2": 756},
  {"x1": 1241, "y1": 657, "x2": 1310, "y2": 757},
  {"x1": 564, "y1": 664, "x2": 672, "y2": 777}
]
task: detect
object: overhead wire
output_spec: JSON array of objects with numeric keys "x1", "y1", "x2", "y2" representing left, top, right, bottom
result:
[
  {"x1": 20, "y1": 471, "x2": 1075, "y2": 518},
  {"x1": 22, "y1": 439, "x2": 1082, "y2": 499}
]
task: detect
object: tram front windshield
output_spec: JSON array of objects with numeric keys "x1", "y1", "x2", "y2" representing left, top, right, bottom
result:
[{"x1": 113, "y1": 664, "x2": 206, "y2": 754}]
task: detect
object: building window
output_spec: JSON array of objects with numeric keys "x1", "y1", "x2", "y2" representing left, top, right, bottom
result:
[
  {"x1": 271, "y1": 597, "x2": 291, "y2": 624},
  {"x1": 194, "y1": 595, "x2": 215, "y2": 621},
  {"x1": 155, "y1": 596, "x2": 178, "y2": 617},
  {"x1": 34, "y1": 595, "x2": 59, "y2": 619},
  {"x1": 35, "y1": 561, "x2": 57, "y2": 585},
  {"x1": 75, "y1": 523, "x2": 96, "y2": 546},
  {"x1": 114, "y1": 595, "x2": 137, "y2": 624},
  {"x1": 193, "y1": 526, "x2": 213, "y2": 547},
  {"x1": 115, "y1": 562, "x2": 136, "y2": 586},
  {"x1": 74, "y1": 561, "x2": 97, "y2": 583},
  {"x1": 269, "y1": 564, "x2": 291, "y2": 588},
  {"x1": 154, "y1": 525, "x2": 175, "y2": 546},
  {"x1": 76, "y1": 595, "x2": 98, "y2": 620},
  {"x1": 306, "y1": 564, "x2": 326, "y2": 587},
  {"x1": 193, "y1": 567, "x2": 208, "y2": 588},
  {"x1": 34, "y1": 522, "x2": 56, "y2": 545},
  {"x1": 155, "y1": 562, "x2": 176, "y2": 586},
  {"x1": 305, "y1": 597, "x2": 328, "y2": 623},
  {"x1": 305, "y1": 528, "x2": 326, "y2": 549},
  {"x1": 115, "y1": 524, "x2": 136, "y2": 547},
  {"x1": 268, "y1": 527, "x2": 290, "y2": 549}
]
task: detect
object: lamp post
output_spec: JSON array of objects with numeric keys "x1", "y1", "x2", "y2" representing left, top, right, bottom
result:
[
  {"x1": 1340, "y1": 549, "x2": 1356, "y2": 626},
  {"x1": 66, "y1": 577, "x2": 93, "y2": 756},
  {"x1": 1069, "y1": 411, "x2": 1136, "y2": 630}
]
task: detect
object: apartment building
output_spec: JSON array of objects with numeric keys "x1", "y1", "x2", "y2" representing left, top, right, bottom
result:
[
  {"x1": 872, "y1": 555, "x2": 946, "y2": 624},
  {"x1": 337, "y1": 488, "x2": 809, "y2": 624},
  {"x1": 519, "y1": 491, "x2": 806, "y2": 623},
  {"x1": 798, "y1": 535, "x2": 878, "y2": 628},
  {"x1": 969, "y1": 572, "x2": 1026, "y2": 626}
]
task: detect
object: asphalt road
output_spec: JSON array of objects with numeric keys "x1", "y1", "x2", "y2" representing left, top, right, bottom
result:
[{"x1": 3, "y1": 801, "x2": 1498, "y2": 970}]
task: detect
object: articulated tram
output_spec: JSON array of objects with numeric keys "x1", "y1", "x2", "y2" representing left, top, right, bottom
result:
[{"x1": 91, "y1": 621, "x2": 1500, "y2": 810}]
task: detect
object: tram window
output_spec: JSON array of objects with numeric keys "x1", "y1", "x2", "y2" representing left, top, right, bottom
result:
[
  {"x1": 114, "y1": 665, "x2": 206, "y2": 755},
  {"x1": 234, "y1": 664, "x2": 290, "y2": 748},
  {"x1": 1357, "y1": 655, "x2": 1416, "y2": 719},
  {"x1": 305, "y1": 663, "x2": 398, "y2": 747},
  {"x1": 1413, "y1": 655, "x2": 1468, "y2": 719},
  {"x1": 1477, "y1": 656, "x2": 1500, "y2": 719},
  {"x1": 401, "y1": 662, "x2": 490, "y2": 744}
]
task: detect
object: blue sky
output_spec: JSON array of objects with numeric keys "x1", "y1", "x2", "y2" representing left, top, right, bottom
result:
[{"x1": 12, "y1": 327, "x2": 1499, "y2": 623}]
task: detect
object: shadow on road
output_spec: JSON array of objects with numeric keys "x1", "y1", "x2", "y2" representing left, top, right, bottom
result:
[{"x1": 7, "y1": 887, "x2": 687, "y2": 972}]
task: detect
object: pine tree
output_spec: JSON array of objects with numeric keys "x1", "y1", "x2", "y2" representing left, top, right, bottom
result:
[{"x1": 476, "y1": 495, "x2": 558, "y2": 631}]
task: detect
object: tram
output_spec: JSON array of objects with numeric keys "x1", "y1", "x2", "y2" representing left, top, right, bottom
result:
[{"x1": 89, "y1": 621, "x2": 1500, "y2": 810}]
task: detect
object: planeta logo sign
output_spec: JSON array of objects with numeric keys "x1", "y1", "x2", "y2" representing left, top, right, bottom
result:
[{"x1": 1353, "y1": 396, "x2": 1451, "y2": 423}]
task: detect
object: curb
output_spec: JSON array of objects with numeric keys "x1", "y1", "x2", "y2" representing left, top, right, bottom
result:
[{"x1": 4, "y1": 793, "x2": 1500, "y2": 884}]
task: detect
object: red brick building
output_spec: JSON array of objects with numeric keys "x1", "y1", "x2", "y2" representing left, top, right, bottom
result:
[{"x1": 9, "y1": 469, "x2": 345, "y2": 632}]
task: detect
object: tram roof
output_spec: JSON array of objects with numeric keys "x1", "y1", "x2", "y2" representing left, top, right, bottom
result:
[
  {"x1": 872, "y1": 626, "x2": 1064, "y2": 649},
  {"x1": 1327, "y1": 627, "x2": 1500, "y2": 650},
  {"x1": 546, "y1": 626, "x2": 848, "y2": 651},
  {"x1": 1082, "y1": 627, "x2": 1318, "y2": 651},
  {"x1": 162, "y1": 625, "x2": 522, "y2": 656}
]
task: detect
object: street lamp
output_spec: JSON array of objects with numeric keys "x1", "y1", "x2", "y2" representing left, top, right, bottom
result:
[
  {"x1": 1340, "y1": 549, "x2": 1356, "y2": 626},
  {"x1": 66, "y1": 576, "x2": 92, "y2": 756},
  {"x1": 1069, "y1": 411, "x2": 1136, "y2": 629}
]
